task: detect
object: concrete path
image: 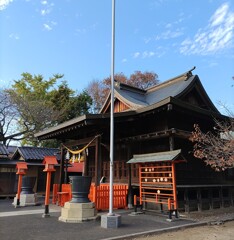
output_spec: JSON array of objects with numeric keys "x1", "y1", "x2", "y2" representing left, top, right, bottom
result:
[{"x1": 0, "y1": 198, "x2": 202, "y2": 240}]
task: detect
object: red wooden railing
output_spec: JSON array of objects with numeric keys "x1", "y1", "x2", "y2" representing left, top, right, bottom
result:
[{"x1": 52, "y1": 183, "x2": 128, "y2": 210}]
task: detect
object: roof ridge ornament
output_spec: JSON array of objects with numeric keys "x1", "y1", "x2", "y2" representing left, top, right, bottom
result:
[
  {"x1": 184, "y1": 66, "x2": 196, "y2": 81},
  {"x1": 163, "y1": 66, "x2": 196, "y2": 83},
  {"x1": 146, "y1": 66, "x2": 196, "y2": 92}
]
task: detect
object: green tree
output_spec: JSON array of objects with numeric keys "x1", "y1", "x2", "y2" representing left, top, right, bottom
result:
[{"x1": 6, "y1": 73, "x2": 92, "y2": 146}]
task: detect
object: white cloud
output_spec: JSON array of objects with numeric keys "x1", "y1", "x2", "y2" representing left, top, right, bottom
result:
[
  {"x1": 143, "y1": 37, "x2": 152, "y2": 44},
  {"x1": 75, "y1": 28, "x2": 87, "y2": 34},
  {"x1": 133, "y1": 51, "x2": 162, "y2": 59},
  {"x1": 0, "y1": 0, "x2": 13, "y2": 11},
  {"x1": 41, "y1": 9, "x2": 50, "y2": 15},
  {"x1": 210, "y1": 3, "x2": 229, "y2": 27},
  {"x1": 132, "y1": 47, "x2": 167, "y2": 59},
  {"x1": 43, "y1": 23, "x2": 52, "y2": 31},
  {"x1": 145, "y1": 18, "x2": 185, "y2": 44},
  {"x1": 9, "y1": 33, "x2": 19, "y2": 40},
  {"x1": 40, "y1": 0, "x2": 54, "y2": 16},
  {"x1": 142, "y1": 51, "x2": 155, "y2": 58},
  {"x1": 43, "y1": 21, "x2": 57, "y2": 31},
  {"x1": 122, "y1": 58, "x2": 127, "y2": 63},
  {"x1": 180, "y1": 3, "x2": 234, "y2": 55},
  {"x1": 133, "y1": 52, "x2": 140, "y2": 58},
  {"x1": 155, "y1": 28, "x2": 184, "y2": 40}
]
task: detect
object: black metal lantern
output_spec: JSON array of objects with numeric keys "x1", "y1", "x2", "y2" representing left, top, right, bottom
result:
[
  {"x1": 69, "y1": 176, "x2": 92, "y2": 203},
  {"x1": 21, "y1": 176, "x2": 36, "y2": 194}
]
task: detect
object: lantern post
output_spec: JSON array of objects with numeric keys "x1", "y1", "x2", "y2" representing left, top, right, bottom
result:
[
  {"x1": 15, "y1": 162, "x2": 28, "y2": 207},
  {"x1": 42, "y1": 156, "x2": 58, "y2": 218}
]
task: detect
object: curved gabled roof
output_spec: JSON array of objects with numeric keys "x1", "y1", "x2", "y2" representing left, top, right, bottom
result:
[
  {"x1": 114, "y1": 87, "x2": 148, "y2": 109},
  {"x1": 100, "y1": 67, "x2": 219, "y2": 114},
  {"x1": 145, "y1": 74, "x2": 197, "y2": 105}
]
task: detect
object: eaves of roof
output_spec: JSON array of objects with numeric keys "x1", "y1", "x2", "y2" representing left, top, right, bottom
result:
[
  {"x1": 136, "y1": 96, "x2": 224, "y2": 119},
  {"x1": 35, "y1": 111, "x2": 137, "y2": 140},
  {"x1": 127, "y1": 149, "x2": 182, "y2": 164}
]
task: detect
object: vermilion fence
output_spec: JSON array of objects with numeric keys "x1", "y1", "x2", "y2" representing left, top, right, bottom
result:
[
  {"x1": 89, "y1": 184, "x2": 128, "y2": 210},
  {"x1": 52, "y1": 183, "x2": 128, "y2": 210}
]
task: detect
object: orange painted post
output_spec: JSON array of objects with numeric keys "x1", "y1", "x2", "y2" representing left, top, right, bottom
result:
[
  {"x1": 134, "y1": 195, "x2": 137, "y2": 212},
  {"x1": 171, "y1": 162, "x2": 178, "y2": 218},
  {"x1": 42, "y1": 156, "x2": 58, "y2": 218},
  {"x1": 15, "y1": 162, "x2": 28, "y2": 207},
  {"x1": 52, "y1": 184, "x2": 59, "y2": 204},
  {"x1": 171, "y1": 162, "x2": 177, "y2": 208},
  {"x1": 16, "y1": 174, "x2": 23, "y2": 206},
  {"x1": 139, "y1": 165, "x2": 142, "y2": 205},
  {"x1": 168, "y1": 198, "x2": 172, "y2": 219},
  {"x1": 168, "y1": 198, "x2": 171, "y2": 210},
  {"x1": 45, "y1": 171, "x2": 52, "y2": 209}
]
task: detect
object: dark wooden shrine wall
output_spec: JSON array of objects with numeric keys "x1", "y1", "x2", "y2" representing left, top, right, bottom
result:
[{"x1": 174, "y1": 138, "x2": 229, "y2": 185}]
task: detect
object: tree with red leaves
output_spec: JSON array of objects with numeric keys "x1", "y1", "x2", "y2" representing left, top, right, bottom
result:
[
  {"x1": 87, "y1": 71, "x2": 158, "y2": 113},
  {"x1": 190, "y1": 117, "x2": 234, "y2": 171}
]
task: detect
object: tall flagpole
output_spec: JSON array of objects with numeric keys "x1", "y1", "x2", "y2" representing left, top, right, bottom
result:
[{"x1": 109, "y1": 0, "x2": 115, "y2": 216}]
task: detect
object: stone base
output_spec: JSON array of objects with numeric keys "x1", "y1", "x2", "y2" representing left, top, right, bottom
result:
[
  {"x1": 12, "y1": 194, "x2": 37, "y2": 207},
  {"x1": 58, "y1": 202, "x2": 97, "y2": 223},
  {"x1": 101, "y1": 214, "x2": 121, "y2": 228}
]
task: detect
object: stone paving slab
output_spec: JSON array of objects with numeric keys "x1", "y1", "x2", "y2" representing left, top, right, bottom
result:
[{"x1": 0, "y1": 199, "x2": 198, "y2": 240}]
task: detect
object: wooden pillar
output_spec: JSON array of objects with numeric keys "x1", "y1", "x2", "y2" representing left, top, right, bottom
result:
[
  {"x1": 94, "y1": 135, "x2": 101, "y2": 186},
  {"x1": 59, "y1": 145, "x2": 65, "y2": 191},
  {"x1": 82, "y1": 149, "x2": 87, "y2": 176},
  {"x1": 169, "y1": 135, "x2": 175, "y2": 151},
  {"x1": 197, "y1": 188, "x2": 202, "y2": 211},
  {"x1": 127, "y1": 143, "x2": 133, "y2": 208}
]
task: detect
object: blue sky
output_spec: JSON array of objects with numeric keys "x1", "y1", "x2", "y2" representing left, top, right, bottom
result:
[{"x1": 0, "y1": 0, "x2": 233, "y2": 113}]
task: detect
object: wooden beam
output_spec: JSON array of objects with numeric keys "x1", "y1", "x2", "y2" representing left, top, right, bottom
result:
[{"x1": 64, "y1": 136, "x2": 97, "y2": 148}]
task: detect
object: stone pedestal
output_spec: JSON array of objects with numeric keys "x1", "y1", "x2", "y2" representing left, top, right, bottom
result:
[
  {"x1": 101, "y1": 214, "x2": 121, "y2": 228},
  {"x1": 59, "y1": 202, "x2": 97, "y2": 223},
  {"x1": 13, "y1": 194, "x2": 37, "y2": 207}
]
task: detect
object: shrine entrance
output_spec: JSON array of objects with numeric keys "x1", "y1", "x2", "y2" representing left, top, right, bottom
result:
[{"x1": 128, "y1": 149, "x2": 184, "y2": 219}]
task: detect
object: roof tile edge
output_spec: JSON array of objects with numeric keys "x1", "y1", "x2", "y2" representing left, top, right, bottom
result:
[{"x1": 146, "y1": 67, "x2": 196, "y2": 93}]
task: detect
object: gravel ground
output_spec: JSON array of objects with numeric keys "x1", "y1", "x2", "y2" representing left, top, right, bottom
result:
[{"x1": 130, "y1": 207, "x2": 234, "y2": 240}]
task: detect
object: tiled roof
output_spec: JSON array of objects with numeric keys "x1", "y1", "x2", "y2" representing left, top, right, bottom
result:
[
  {"x1": 7, "y1": 146, "x2": 17, "y2": 154},
  {"x1": 0, "y1": 144, "x2": 9, "y2": 156},
  {"x1": 111, "y1": 71, "x2": 218, "y2": 114},
  {"x1": 13, "y1": 146, "x2": 59, "y2": 162},
  {"x1": 127, "y1": 149, "x2": 182, "y2": 164},
  {"x1": 113, "y1": 74, "x2": 196, "y2": 108}
]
